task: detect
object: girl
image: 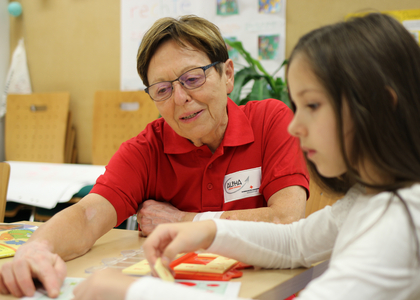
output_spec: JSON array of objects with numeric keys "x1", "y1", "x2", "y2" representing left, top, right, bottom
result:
[{"x1": 73, "y1": 13, "x2": 420, "y2": 300}]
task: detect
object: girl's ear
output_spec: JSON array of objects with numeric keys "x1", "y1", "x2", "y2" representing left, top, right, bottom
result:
[
  {"x1": 386, "y1": 86, "x2": 398, "y2": 109},
  {"x1": 224, "y1": 59, "x2": 235, "y2": 94}
]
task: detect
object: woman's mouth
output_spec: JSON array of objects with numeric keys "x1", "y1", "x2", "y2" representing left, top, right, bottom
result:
[
  {"x1": 182, "y1": 112, "x2": 200, "y2": 120},
  {"x1": 180, "y1": 110, "x2": 203, "y2": 122}
]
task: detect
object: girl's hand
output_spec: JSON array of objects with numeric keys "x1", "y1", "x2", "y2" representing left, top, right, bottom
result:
[
  {"x1": 142, "y1": 220, "x2": 217, "y2": 273},
  {"x1": 73, "y1": 269, "x2": 136, "y2": 300}
]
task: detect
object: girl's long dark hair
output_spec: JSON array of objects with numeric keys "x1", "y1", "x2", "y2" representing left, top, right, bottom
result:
[
  {"x1": 288, "y1": 13, "x2": 420, "y2": 193},
  {"x1": 287, "y1": 13, "x2": 420, "y2": 261}
]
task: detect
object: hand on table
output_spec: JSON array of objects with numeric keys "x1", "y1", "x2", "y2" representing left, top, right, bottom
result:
[
  {"x1": 143, "y1": 220, "x2": 217, "y2": 275},
  {"x1": 0, "y1": 240, "x2": 66, "y2": 298},
  {"x1": 137, "y1": 200, "x2": 195, "y2": 236},
  {"x1": 73, "y1": 268, "x2": 136, "y2": 300}
]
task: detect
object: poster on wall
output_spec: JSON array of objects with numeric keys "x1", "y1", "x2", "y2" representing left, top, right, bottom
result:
[{"x1": 120, "y1": 0, "x2": 286, "y2": 91}]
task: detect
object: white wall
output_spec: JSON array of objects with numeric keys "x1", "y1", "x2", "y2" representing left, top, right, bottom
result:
[{"x1": 0, "y1": 0, "x2": 10, "y2": 161}]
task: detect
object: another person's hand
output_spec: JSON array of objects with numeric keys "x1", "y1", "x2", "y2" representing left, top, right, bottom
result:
[
  {"x1": 73, "y1": 268, "x2": 136, "y2": 300},
  {"x1": 137, "y1": 200, "x2": 194, "y2": 236},
  {"x1": 143, "y1": 220, "x2": 217, "y2": 274},
  {"x1": 0, "y1": 240, "x2": 66, "y2": 298}
]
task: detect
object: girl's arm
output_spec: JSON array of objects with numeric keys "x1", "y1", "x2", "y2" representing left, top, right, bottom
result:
[{"x1": 207, "y1": 186, "x2": 361, "y2": 269}]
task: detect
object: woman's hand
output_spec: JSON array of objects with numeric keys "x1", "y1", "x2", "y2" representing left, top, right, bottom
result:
[
  {"x1": 73, "y1": 269, "x2": 136, "y2": 300},
  {"x1": 137, "y1": 200, "x2": 195, "y2": 236},
  {"x1": 143, "y1": 220, "x2": 217, "y2": 273},
  {"x1": 0, "y1": 240, "x2": 66, "y2": 298}
]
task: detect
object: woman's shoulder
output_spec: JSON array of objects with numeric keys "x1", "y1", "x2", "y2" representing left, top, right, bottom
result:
[
  {"x1": 240, "y1": 99, "x2": 291, "y2": 120},
  {"x1": 242, "y1": 98, "x2": 289, "y2": 110},
  {"x1": 121, "y1": 117, "x2": 166, "y2": 148}
]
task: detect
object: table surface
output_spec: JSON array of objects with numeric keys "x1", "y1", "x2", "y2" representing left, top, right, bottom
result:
[{"x1": 0, "y1": 222, "x2": 328, "y2": 300}]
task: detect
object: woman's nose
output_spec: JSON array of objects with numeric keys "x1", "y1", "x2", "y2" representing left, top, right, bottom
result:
[{"x1": 172, "y1": 81, "x2": 191, "y2": 105}]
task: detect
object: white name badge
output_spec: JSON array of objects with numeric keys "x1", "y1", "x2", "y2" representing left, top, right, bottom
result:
[{"x1": 223, "y1": 167, "x2": 262, "y2": 203}]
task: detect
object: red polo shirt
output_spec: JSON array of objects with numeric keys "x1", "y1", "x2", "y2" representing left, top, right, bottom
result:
[{"x1": 91, "y1": 98, "x2": 309, "y2": 226}]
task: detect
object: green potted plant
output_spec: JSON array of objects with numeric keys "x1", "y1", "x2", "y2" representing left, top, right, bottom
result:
[{"x1": 225, "y1": 39, "x2": 290, "y2": 108}]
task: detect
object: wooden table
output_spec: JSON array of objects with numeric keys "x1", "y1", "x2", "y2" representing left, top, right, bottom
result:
[{"x1": 0, "y1": 222, "x2": 328, "y2": 299}]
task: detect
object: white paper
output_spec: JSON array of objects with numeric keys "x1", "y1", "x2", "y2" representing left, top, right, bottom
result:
[
  {"x1": 7, "y1": 161, "x2": 105, "y2": 209},
  {"x1": 20, "y1": 277, "x2": 85, "y2": 300},
  {"x1": 2, "y1": 38, "x2": 32, "y2": 117},
  {"x1": 176, "y1": 280, "x2": 242, "y2": 297}
]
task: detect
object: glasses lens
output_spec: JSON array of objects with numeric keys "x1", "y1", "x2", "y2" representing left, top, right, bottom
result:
[
  {"x1": 150, "y1": 82, "x2": 172, "y2": 101},
  {"x1": 180, "y1": 69, "x2": 206, "y2": 89}
]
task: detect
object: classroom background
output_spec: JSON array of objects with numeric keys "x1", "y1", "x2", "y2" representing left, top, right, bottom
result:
[{"x1": 1, "y1": 0, "x2": 419, "y2": 165}]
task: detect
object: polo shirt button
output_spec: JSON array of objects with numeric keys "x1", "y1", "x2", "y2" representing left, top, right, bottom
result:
[
  {"x1": 208, "y1": 163, "x2": 213, "y2": 169},
  {"x1": 197, "y1": 149, "x2": 203, "y2": 154},
  {"x1": 207, "y1": 183, "x2": 213, "y2": 190}
]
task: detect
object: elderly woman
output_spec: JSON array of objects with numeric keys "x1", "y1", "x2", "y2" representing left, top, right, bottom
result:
[
  {"x1": 0, "y1": 15, "x2": 307, "y2": 298},
  {"x1": 92, "y1": 15, "x2": 309, "y2": 236}
]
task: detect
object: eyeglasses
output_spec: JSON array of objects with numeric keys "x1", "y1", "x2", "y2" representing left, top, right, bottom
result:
[{"x1": 145, "y1": 61, "x2": 220, "y2": 102}]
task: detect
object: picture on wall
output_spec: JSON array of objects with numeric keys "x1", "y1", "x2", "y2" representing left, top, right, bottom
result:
[
  {"x1": 259, "y1": 0, "x2": 282, "y2": 14},
  {"x1": 217, "y1": 0, "x2": 239, "y2": 16},
  {"x1": 258, "y1": 34, "x2": 280, "y2": 60},
  {"x1": 225, "y1": 37, "x2": 240, "y2": 61}
]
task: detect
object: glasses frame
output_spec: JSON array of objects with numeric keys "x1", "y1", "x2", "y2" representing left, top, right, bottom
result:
[{"x1": 145, "y1": 61, "x2": 220, "y2": 102}]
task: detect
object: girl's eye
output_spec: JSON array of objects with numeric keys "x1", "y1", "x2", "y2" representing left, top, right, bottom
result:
[{"x1": 307, "y1": 103, "x2": 320, "y2": 110}]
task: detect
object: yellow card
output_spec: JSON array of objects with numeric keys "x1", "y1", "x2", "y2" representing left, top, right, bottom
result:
[
  {"x1": 154, "y1": 257, "x2": 175, "y2": 282},
  {"x1": 122, "y1": 259, "x2": 151, "y2": 275}
]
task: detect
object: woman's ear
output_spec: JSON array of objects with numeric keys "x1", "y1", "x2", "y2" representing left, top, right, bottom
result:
[
  {"x1": 386, "y1": 86, "x2": 398, "y2": 109},
  {"x1": 224, "y1": 59, "x2": 235, "y2": 94}
]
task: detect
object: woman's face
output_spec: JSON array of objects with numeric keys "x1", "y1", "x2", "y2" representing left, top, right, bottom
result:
[
  {"x1": 287, "y1": 54, "x2": 352, "y2": 178},
  {"x1": 147, "y1": 39, "x2": 234, "y2": 151}
]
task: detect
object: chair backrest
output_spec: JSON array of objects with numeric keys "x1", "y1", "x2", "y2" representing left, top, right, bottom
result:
[
  {"x1": 0, "y1": 162, "x2": 11, "y2": 222},
  {"x1": 305, "y1": 178, "x2": 344, "y2": 217},
  {"x1": 92, "y1": 90, "x2": 160, "y2": 165},
  {"x1": 5, "y1": 92, "x2": 71, "y2": 163}
]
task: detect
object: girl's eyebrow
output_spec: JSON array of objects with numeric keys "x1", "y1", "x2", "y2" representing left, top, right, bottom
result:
[{"x1": 297, "y1": 88, "x2": 326, "y2": 97}]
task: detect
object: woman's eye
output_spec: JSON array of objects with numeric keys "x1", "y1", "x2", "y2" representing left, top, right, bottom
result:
[
  {"x1": 185, "y1": 77, "x2": 199, "y2": 84},
  {"x1": 157, "y1": 87, "x2": 169, "y2": 95}
]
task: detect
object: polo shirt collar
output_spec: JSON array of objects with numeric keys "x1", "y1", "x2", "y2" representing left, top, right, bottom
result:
[{"x1": 163, "y1": 98, "x2": 254, "y2": 154}]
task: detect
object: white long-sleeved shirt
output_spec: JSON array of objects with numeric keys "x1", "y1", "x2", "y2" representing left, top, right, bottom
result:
[{"x1": 126, "y1": 184, "x2": 420, "y2": 300}]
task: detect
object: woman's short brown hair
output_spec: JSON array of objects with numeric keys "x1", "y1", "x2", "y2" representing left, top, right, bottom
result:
[{"x1": 137, "y1": 15, "x2": 229, "y2": 87}]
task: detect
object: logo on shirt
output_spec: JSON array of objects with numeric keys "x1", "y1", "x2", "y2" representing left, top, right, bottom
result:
[
  {"x1": 224, "y1": 177, "x2": 248, "y2": 194},
  {"x1": 223, "y1": 167, "x2": 262, "y2": 203}
]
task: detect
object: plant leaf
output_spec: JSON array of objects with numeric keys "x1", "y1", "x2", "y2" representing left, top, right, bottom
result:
[
  {"x1": 247, "y1": 78, "x2": 272, "y2": 101},
  {"x1": 229, "y1": 67, "x2": 260, "y2": 104}
]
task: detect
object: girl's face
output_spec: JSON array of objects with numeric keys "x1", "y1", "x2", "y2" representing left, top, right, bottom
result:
[{"x1": 287, "y1": 54, "x2": 352, "y2": 178}]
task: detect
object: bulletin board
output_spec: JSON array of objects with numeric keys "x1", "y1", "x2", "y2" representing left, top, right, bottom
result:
[
  {"x1": 120, "y1": 0, "x2": 286, "y2": 91},
  {"x1": 8, "y1": 0, "x2": 420, "y2": 164}
]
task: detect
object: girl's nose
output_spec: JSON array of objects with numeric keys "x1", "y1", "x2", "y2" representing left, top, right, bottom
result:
[{"x1": 288, "y1": 114, "x2": 307, "y2": 137}]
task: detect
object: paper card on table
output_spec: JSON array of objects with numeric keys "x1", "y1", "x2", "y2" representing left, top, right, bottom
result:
[
  {"x1": 154, "y1": 257, "x2": 175, "y2": 282},
  {"x1": 176, "y1": 280, "x2": 242, "y2": 297},
  {"x1": 122, "y1": 258, "x2": 151, "y2": 275},
  {"x1": 20, "y1": 277, "x2": 84, "y2": 300},
  {"x1": 122, "y1": 253, "x2": 186, "y2": 276},
  {"x1": 0, "y1": 223, "x2": 38, "y2": 258}
]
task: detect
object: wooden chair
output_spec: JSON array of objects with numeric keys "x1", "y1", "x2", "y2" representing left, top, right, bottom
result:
[
  {"x1": 305, "y1": 178, "x2": 344, "y2": 217},
  {"x1": 92, "y1": 90, "x2": 160, "y2": 165},
  {"x1": 5, "y1": 92, "x2": 75, "y2": 163},
  {"x1": 0, "y1": 162, "x2": 11, "y2": 223}
]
